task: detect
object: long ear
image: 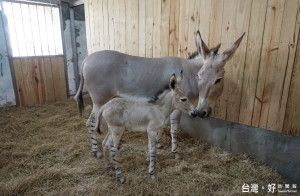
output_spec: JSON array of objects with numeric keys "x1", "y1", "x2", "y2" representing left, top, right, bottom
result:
[
  {"x1": 211, "y1": 43, "x2": 221, "y2": 55},
  {"x1": 196, "y1": 30, "x2": 210, "y2": 60},
  {"x1": 169, "y1": 74, "x2": 177, "y2": 90},
  {"x1": 177, "y1": 70, "x2": 183, "y2": 86},
  {"x1": 222, "y1": 32, "x2": 245, "y2": 61}
]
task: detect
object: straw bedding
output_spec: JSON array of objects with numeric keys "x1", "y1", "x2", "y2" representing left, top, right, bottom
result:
[{"x1": 0, "y1": 95, "x2": 284, "y2": 195}]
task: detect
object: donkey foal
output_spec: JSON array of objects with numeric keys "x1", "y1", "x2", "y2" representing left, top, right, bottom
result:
[{"x1": 96, "y1": 72, "x2": 196, "y2": 183}]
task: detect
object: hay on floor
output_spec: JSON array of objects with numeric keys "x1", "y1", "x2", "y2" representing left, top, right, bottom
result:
[{"x1": 0, "y1": 95, "x2": 284, "y2": 195}]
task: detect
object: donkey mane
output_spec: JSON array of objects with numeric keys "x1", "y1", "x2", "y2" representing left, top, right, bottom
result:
[
  {"x1": 148, "y1": 84, "x2": 170, "y2": 104},
  {"x1": 188, "y1": 51, "x2": 199, "y2": 59}
]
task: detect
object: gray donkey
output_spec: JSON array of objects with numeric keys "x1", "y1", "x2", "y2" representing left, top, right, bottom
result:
[
  {"x1": 74, "y1": 31, "x2": 245, "y2": 159},
  {"x1": 96, "y1": 72, "x2": 196, "y2": 183}
]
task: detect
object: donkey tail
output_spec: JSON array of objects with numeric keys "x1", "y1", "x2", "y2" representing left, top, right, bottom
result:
[{"x1": 74, "y1": 63, "x2": 85, "y2": 116}]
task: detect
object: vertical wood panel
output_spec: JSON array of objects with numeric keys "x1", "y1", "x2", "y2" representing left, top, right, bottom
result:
[
  {"x1": 283, "y1": 9, "x2": 300, "y2": 136},
  {"x1": 266, "y1": 0, "x2": 300, "y2": 131},
  {"x1": 119, "y1": 0, "x2": 126, "y2": 53},
  {"x1": 108, "y1": 0, "x2": 115, "y2": 50},
  {"x1": 145, "y1": 0, "x2": 154, "y2": 57},
  {"x1": 138, "y1": 0, "x2": 146, "y2": 56},
  {"x1": 161, "y1": 0, "x2": 170, "y2": 57},
  {"x1": 152, "y1": 0, "x2": 161, "y2": 57},
  {"x1": 178, "y1": 0, "x2": 189, "y2": 57},
  {"x1": 239, "y1": 0, "x2": 268, "y2": 125},
  {"x1": 13, "y1": 59, "x2": 26, "y2": 106},
  {"x1": 84, "y1": 0, "x2": 300, "y2": 136},
  {"x1": 252, "y1": 0, "x2": 286, "y2": 128},
  {"x1": 187, "y1": 0, "x2": 200, "y2": 55},
  {"x1": 113, "y1": 0, "x2": 120, "y2": 52},
  {"x1": 125, "y1": 0, "x2": 139, "y2": 55},
  {"x1": 168, "y1": 0, "x2": 179, "y2": 56}
]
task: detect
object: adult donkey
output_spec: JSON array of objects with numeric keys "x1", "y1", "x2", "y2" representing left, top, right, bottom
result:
[{"x1": 74, "y1": 31, "x2": 245, "y2": 159}]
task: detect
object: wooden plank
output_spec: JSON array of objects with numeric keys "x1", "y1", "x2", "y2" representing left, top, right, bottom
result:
[
  {"x1": 161, "y1": 0, "x2": 170, "y2": 57},
  {"x1": 126, "y1": 0, "x2": 139, "y2": 55},
  {"x1": 239, "y1": 0, "x2": 268, "y2": 125},
  {"x1": 178, "y1": 0, "x2": 189, "y2": 57},
  {"x1": 187, "y1": 0, "x2": 200, "y2": 56},
  {"x1": 49, "y1": 56, "x2": 67, "y2": 101},
  {"x1": 152, "y1": 0, "x2": 161, "y2": 57},
  {"x1": 113, "y1": 0, "x2": 121, "y2": 52},
  {"x1": 168, "y1": 0, "x2": 179, "y2": 56},
  {"x1": 252, "y1": 0, "x2": 286, "y2": 128},
  {"x1": 119, "y1": 0, "x2": 126, "y2": 53},
  {"x1": 266, "y1": 0, "x2": 300, "y2": 131},
  {"x1": 108, "y1": 0, "x2": 115, "y2": 50},
  {"x1": 208, "y1": 0, "x2": 224, "y2": 48},
  {"x1": 227, "y1": 0, "x2": 251, "y2": 122},
  {"x1": 283, "y1": 3, "x2": 300, "y2": 136},
  {"x1": 102, "y1": 0, "x2": 110, "y2": 49},
  {"x1": 145, "y1": 0, "x2": 154, "y2": 57},
  {"x1": 42, "y1": 57, "x2": 55, "y2": 102},
  {"x1": 198, "y1": 0, "x2": 211, "y2": 44},
  {"x1": 97, "y1": 0, "x2": 103, "y2": 51},
  {"x1": 213, "y1": 0, "x2": 237, "y2": 120},
  {"x1": 30, "y1": 58, "x2": 40, "y2": 105},
  {"x1": 138, "y1": 0, "x2": 146, "y2": 56},
  {"x1": 22, "y1": 58, "x2": 35, "y2": 106},
  {"x1": 37, "y1": 57, "x2": 47, "y2": 104},
  {"x1": 13, "y1": 59, "x2": 26, "y2": 107}
]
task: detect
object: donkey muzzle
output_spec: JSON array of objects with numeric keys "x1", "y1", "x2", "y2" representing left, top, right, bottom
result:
[
  {"x1": 197, "y1": 107, "x2": 211, "y2": 118},
  {"x1": 190, "y1": 110, "x2": 197, "y2": 118}
]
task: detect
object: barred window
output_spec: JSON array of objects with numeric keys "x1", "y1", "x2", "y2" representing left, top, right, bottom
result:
[{"x1": 2, "y1": 1, "x2": 63, "y2": 57}]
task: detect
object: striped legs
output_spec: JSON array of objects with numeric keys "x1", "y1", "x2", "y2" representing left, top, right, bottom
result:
[
  {"x1": 108, "y1": 126, "x2": 125, "y2": 184},
  {"x1": 86, "y1": 113, "x2": 102, "y2": 158},
  {"x1": 170, "y1": 110, "x2": 181, "y2": 160},
  {"x1": 102, "y1": 132, "x2": 112, "y2": 170},
  {"x1": 148, "y1": 130, "x2": 157, "y2": 180}
]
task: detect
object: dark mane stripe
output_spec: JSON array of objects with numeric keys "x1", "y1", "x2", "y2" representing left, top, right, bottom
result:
[
  {"x1": 148, "y1": 84, "x2": 170, "y2": 103},
  {"x1": 188, "y1": 51, "x2": 199, "y2": 59}
]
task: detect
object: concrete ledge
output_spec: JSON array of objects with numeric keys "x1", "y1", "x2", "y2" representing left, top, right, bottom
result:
[{"x1": 180, "y1": 114, "x2": 300, "y2": 183}]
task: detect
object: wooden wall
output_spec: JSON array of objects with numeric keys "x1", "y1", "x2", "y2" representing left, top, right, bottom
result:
[
  {"x1": 84, "y1": 0, "x2": 300, "y2": 136},
  {"x1": 13, "y1": 56, "x2": 67, "y2": 107}
]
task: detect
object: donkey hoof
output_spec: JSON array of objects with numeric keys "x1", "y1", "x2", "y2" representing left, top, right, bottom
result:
[
  {"x1": 93, "y1": 151, "x2": 103, "y2": 158},
  {"x1": 120, "y1": 177, "x2": 126, "y2": 184},
  {"x1": 173, "y1": 153, "x2": 182, "y2": 160},
  {"x1": 150, "y1": 175, "x2": 156, "y2": 180},
  {"x1": 156, "y1": 143, "x2": 163, "y2": 149}
]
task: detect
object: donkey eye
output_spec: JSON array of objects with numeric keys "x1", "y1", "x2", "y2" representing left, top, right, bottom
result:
[
  {"x1": 180, "y1": 98, "x2": 187, "y2": 102},
  {"x1": 214, "y1": 78, "x2": 222, "y2": 84}
]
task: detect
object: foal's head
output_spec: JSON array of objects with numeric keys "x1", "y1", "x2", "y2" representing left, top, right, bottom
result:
[{"x1": 169, "y1": 71, "x2": 197, "y2": 118}]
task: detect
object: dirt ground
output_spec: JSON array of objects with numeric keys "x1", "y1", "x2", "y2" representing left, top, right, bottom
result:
[{"x1": 0, "y1": 95, "x2": 286, "y2": 195}]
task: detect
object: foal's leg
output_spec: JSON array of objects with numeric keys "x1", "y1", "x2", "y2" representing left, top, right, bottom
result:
[
  {"x1": 110, "y1": 126, "x2": 125, "y2": 184},
  {"x1": 102, "y1": 131, "x2": 112, "y2": 170},
  {"x1": 148, "y1": 129, "x2": 158, "y2": 180},
  {"x1": 86, "y1": 106, "x2": 102, "y2": 158},
  {"x1": 170, "y1": 110, "x2": 182, "y2": 160},
  {"x1": 156, "y1": 123, "x2": 168, "y2": 149}
]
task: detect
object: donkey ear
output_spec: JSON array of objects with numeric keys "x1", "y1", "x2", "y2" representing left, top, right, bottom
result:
[
  {"x1": 211, "y1": 43, "x2": 221, "y2": 55},
  {"x1": 177, "y1": 70, "x2": 183, "y2": 86},
  {"x1": 222, "y1": 32, "x2": 245, "y2": 61},
  {"x1": 196, "y1": 31, "x2": 210, "y2": 60},
  {"x1": 169, "y1": 74, "x2": 177, "y2": 90}
]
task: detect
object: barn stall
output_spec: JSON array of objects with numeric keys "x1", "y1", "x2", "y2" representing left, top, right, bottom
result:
[{"x1": 0, "y1": 0, "x2": 299, "y2": 195}]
